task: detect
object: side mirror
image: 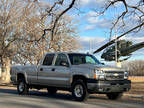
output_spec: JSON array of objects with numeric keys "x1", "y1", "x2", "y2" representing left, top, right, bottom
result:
[
  {"x1": 101, "y1": 63, "x2": 105, "y2": 65},
  {"x1": 60, "y1": 61, "x2": 69, "y2": 67}
]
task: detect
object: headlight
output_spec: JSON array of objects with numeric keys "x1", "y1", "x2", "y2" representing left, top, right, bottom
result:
[
  {"x1": 94, "y1": 70, "x2": 105, "y2": 80},
  {"x1": 124, "y1": 72, "x2": 128, "y2": 79}
]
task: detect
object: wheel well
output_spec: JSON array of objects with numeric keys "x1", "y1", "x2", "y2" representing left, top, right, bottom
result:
[
  {"x1": 17, "y1": 73, "x2": 25, "y2": 82},
  {"x1": 72, "y1": 75, "x2": 87, "y2": 85}
]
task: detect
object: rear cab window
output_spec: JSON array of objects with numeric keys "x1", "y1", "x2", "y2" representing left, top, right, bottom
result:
[{"x1": 55, "y1": 54, "x2": 69, "y2": 66}]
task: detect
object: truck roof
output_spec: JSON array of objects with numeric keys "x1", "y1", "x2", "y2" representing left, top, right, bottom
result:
[{"x1": 45, "y1": 52, "x2": 91, "y2": 55}]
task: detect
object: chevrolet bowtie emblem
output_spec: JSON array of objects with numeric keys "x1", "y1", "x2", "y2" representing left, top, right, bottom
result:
[{"x1": 114, "y1": 73, "x2": 119, "y2": 76}]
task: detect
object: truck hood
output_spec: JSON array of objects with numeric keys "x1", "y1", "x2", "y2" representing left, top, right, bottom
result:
[
  {"x1": 92, "y1": 64, "x2": 123, "y2": 71},
  {"x1": 72, "y1": 64, "x2": 123, "y2": 71}
]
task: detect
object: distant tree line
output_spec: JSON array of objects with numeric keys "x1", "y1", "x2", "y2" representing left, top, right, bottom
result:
[{"x1": 122, "y1": 60, "x2": 144, "y2": 76}]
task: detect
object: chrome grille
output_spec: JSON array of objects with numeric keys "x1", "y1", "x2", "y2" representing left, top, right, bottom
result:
[{"x1": 105, "y1": 71, "x2": 124, "y2": 80}]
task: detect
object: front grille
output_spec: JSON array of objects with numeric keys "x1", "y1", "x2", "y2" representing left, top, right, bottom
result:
[{"x1": 105, "y1": 71, "x2": 124, "y2": 80}]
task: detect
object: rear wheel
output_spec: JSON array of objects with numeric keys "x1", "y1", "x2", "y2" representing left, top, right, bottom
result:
[
  {"x1": 72, "y1": 80, "x2": 89, "y2": 101},
  {"x1": 47, "y1": 88, "x2": 57, "y2": 94},
  {"x1": 106, "y1": 93, "x2": 123, "y2": 100},
  {"x1": 17, "y1": 79, "x2": 29, "y2": 95}
]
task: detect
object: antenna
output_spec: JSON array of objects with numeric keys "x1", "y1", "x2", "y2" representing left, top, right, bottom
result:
[{"x1": 89, "y1": 39, "x2": 93, "y2": 54}]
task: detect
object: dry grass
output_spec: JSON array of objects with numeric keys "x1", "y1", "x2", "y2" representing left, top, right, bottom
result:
[
  {"x1": 128, "y1": 76, "x2": 144, "y2": 82},
  {"x1": 127, "y1": 77, "x2": 144, "y2": 95}
]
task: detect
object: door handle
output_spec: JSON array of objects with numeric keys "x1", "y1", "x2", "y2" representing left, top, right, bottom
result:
[
  {"x1": 51, "y1": 68, "x2": 55, "y2": 71},
  {"x1": 40, "y1": 68, "x2": 43, "y2": 71}
]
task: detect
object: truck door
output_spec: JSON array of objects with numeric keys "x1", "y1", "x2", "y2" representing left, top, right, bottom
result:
[
  {"x1": 38, "y1": 53, "x2": 56, "y2": 85},
  {"x1": 53, "y1": 54, "x2": 71, "y2": 86}
]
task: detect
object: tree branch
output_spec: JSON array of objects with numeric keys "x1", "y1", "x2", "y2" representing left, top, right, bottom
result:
[
  {"x1": 51, "y1": 0, "x2": 76, "y2": 41},
  {"x1": 93, "y1": 22, "x2": 144, "y2": 53}
]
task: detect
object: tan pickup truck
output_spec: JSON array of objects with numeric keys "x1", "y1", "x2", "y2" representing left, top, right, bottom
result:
[{"x1": 10, "y1": 52, "x2": 131, "y2": 101}]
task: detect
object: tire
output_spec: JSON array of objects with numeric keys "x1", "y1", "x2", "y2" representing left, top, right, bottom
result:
[
  {"x1": 72, "y1": 80, "x2": 89, "y2": 101},
  {"x1": 47, "y1": 88, "x2": 57, "y2": 94},
  {"x1": 17, "y1": 78, "x2": 29, "y2": 95},
  {"x1": 106, "y1": 93, "x2": 123, "y2": 100}
]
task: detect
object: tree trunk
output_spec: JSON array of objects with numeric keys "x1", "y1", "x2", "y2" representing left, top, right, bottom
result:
[{"x1": 0, "y1": 57, "x2": 11, "y2": 83}]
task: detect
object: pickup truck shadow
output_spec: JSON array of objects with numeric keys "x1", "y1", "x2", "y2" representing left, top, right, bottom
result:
[
  {"x1": 0, "y1": 88, "x2": 108, "y2": 101},
  {"x1": 0, "y1": 88, "x2": 73, "y2": 101},
  {"x1": 0, "y1": 88, "x2": 143, "y2": 104}
]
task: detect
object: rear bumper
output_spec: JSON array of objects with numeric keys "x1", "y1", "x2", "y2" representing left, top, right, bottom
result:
[{"x1": 87, "y1": 79, "x2": 131, "y2": 93}]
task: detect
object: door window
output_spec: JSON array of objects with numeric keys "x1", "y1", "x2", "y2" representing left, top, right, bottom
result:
[{"x1": 43, "y1": 54, "x2": 54, "y2": 66}]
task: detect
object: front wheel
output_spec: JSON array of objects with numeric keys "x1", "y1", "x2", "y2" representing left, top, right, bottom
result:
[
  {"x1": 106, "y1": 93, "x2": 123, "y2": 100},
  {"x1": 72, "y1": 80, "x2": 89, "y2": 101},
  {"x1": 17, "y1": 79, "x2": 29, "y2": 95}
]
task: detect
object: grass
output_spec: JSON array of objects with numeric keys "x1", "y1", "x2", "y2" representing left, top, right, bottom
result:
[
  {"x1": 128, "y1": 76, "x2": 144, "y2": 82},
  {"x1": 127, "y1": 81, "x2": 144, "y2": 95},
  {"x1": 126, "y1": 77, "x2": 144, "y2": 95}
]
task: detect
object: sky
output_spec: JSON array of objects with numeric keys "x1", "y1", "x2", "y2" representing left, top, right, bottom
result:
[
  {"x1": 40, "y1": 0, "x2": 144, "y2": 65},
  {"x1": 72, "y1": 0, "x2": 144, "y2": 65}
]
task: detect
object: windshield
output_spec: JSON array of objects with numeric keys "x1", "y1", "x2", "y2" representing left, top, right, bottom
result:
[{"x1": 68, "y1": 53, "x2": 101, "y2": 65}]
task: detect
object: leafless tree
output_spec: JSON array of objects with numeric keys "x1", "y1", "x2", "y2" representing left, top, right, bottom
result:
[
  {"x1": 28, "y1": 0, "x2": 76, "y2": 42},
  {"x1": 92, "y1": 0, "x2": 144, "y2": 54},
  {"x1": 96, "y1": 0, "x2": 144, "y2": 39},
  {"x1": 0, "y1": 0, "x2": 77, "y2": 82},
  {"x1": 122, "y1": 60, "x2": 144, "y2": 76},
  {"x1": 0, "y1": 0, "x2": 43, "y2": 82},
  {"x1": 13, "y1": 15, "x2": 80, "y2": 65}
]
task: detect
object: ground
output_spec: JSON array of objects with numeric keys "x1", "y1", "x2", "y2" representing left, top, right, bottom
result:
[
  {"x1": 0, "y1": 79, "x2": 144, "y2": 108},
  {"x1": 0, "y1": 82, "x2": 144, "y2": 108},
  {"x1": 128, "y1": 82, "x2": 144, "y2": 95}
]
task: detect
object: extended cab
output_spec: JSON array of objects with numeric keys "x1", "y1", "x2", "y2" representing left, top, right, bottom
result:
[{"x1": 10, "y1": 52, "x2": 131, "y2": 101}]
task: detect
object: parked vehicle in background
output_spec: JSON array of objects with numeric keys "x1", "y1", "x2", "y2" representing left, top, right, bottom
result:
[{"x1": 10, "y1": 52, "x2": 131, "y2": 101}]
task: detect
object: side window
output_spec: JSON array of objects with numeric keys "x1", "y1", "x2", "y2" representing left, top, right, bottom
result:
[
  {"x1": 43, "y1": 54, "x2": 54, "y2": 66},
  {"x1": 55, "y1": 54, "x2": 68, "y2": 66}
]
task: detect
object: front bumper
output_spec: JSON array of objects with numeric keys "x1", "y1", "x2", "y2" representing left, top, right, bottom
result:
[{"x1": 87, "y1": 79, "x2": 131, "y2": 93}]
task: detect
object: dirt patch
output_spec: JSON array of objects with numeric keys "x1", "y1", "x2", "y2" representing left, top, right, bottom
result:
[{"x1": 126, "y1": 82, "x2": 144, "y2": 95}]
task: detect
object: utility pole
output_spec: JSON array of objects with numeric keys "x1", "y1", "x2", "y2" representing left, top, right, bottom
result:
[
  {"x1": 115, "y1": 35, "x2": 118, "y2": 63},
  {"x1": 115, "y1": 30, "x2": 121, "y2": 67}
]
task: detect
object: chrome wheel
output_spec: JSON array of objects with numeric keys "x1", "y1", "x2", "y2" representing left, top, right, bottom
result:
[
  {"x1": 74, "y1": 84, "x2": 84, "y2": 98},
  {"x1": 19, "y1": 82, "x2": 24, "y2": 92},
  {"x1": 17, "y1": 79, "x2": 29, "y2": 95},
  {"x1": 72, "y1": 80, "x2": 89, "y2": 101}
]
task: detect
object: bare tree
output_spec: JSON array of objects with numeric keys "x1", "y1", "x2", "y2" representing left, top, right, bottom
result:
[
  {"x1": 92, "y1": 0, "x2": 144, "y2": 54},
  {"x1": 0, "y1": 0, "x2": 78, "y2": 83},
  {"x1": 122, "y1": 60, "x2": 144, "y2": 76},
  {"x1": 13, "y1": 14, "x2": 80, "y2": 65},
  {"x1": 0, "y1": 0, "x2": 42, "y2": 82},
  {"x1": 29, "y1": 0, "x2": 76, "y2": 42},
  {"x1": 96, "y1": 0, "x2": 144, "y2": 38}
]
